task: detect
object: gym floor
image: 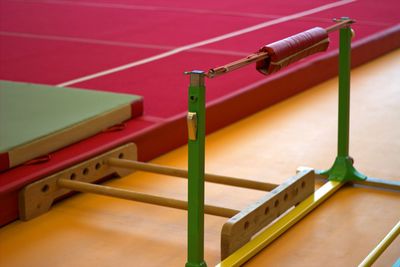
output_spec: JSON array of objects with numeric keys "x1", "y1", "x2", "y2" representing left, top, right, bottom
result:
[
  {"x1": 1, "y1": 0, "x2": 399, "y2": 227},
  {"x1": 0, "y1": 48, "x2": 398, "y2": 266}
]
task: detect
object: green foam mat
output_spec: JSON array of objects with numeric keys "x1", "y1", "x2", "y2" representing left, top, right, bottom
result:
[{"x1": 0, "y1": 80, "x2": 143, "y2": 170}]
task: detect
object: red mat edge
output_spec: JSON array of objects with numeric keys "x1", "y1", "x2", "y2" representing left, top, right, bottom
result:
[
  {"x1": 0, "y1": 153, "x2": 10, "y2": 171},
  {"x1": 131, "y1": 100, "x2": 144, "y2": 118},
  {"x1": 1, "y1": 25, "x2": 399, "y2": 226}
]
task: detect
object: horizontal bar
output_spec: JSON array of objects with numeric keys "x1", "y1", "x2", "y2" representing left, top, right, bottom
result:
[
  {"x1": 206, "y1": 52, "x2": 268, "y2": 78},
  {"x1": 206, "y1": 19, "x2": 354, "y2": 79},
  {"x1": 107, "y1": 158, "x2": 277, "y2": 191},
  {"x1": 57, "y1": 178, "x2": 239, "y2": 218},
  {"x1": 326, "y1": 18, "x2": 355, "y2": 33},
  {"x1": 217, "y1": 181, "x2": 344, "y2": 267},
  {"x1": 358, "y1": 220, "x2": 400, "y2": 267}
]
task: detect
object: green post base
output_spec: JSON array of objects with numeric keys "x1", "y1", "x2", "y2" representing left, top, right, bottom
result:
[
  {"x1": 185, "y1": 261, "x2": 207, "y2": 267},
  {"x1": 317, "y1": 156, "x2": 367, "y2": 182}
]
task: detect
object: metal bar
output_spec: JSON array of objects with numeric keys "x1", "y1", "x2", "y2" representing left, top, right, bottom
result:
[
  {"x1": 107, "y1": 158, "x2": 277, "y2": 191},
  {"x1": 186, "y1": 71, "x2": 207, "y2": 267},
  {"x1": 206, "y1": 52, "x2": 268, "y2": 78},
  {"x1": 358, "y1": 220, "x2": 400, "y2": 267},
  {"x1": 352, "y1": 177, "x2": 400, "y2": 192},
  {"x1": 206, "y1": 19, "x2": 354, "y2": 79},
  {"x1": 57, "y1": 178, "x2": 238, "y2": 218},
  {"x1": 216, "y1": 181, "x2": 344, "y2": 267}
]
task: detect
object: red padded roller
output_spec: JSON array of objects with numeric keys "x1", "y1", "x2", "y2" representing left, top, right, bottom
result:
[{"x1": 256, "y1": 27, "x2": 329, "y2": 75}]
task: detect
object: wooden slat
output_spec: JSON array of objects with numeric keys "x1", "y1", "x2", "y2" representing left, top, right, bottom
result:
[
  {"x1": 220, "y1": 169, "x2": 315, "y2": 259},
  {"x1": 18, "y1": 143, "x2": 137, "y2": 220}
]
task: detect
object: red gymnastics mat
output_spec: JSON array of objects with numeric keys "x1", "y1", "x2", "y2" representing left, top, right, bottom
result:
[{"x1": 0, "y1": 0, "x2": 399, "y2": 225}]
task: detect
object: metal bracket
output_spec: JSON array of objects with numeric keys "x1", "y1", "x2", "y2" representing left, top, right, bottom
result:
[
  {"x1": 187, "y1": 112, "x2": 198, "y2": 140},
  {"x1": 18, "y1": 143, "x2": 137, "y2": 221}
]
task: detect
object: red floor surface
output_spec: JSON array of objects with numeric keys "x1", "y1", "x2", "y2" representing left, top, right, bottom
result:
[{"x1": 0, "y1": 0, "x2": 399, "y2": 225}]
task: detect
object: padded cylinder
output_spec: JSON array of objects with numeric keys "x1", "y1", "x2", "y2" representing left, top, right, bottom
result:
[{"x1": 256, "y1": 27, "x2": 329, "y2": 75}]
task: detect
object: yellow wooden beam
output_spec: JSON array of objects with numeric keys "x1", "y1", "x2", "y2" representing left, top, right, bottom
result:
[{"x1": 216, "y1": 181, "x2": 344, "y2": 267}]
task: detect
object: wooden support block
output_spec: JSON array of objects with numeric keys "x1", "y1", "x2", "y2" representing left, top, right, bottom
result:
[
  {"x1": 18, "y1": 143, "x2": 137, "y2": 221},
  {"x1": 220, "y1": 169, "x2": 315, "y2": 259}
]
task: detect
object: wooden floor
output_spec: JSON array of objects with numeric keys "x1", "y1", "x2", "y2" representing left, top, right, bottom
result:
[{"x1": 0, "y1": 49, "x2": 399, "y2": 267}]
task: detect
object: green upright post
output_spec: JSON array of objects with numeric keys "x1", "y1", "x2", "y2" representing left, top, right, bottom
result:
[
  {"x1": 337, "y1": 25, "x2": 351, "y2": 158},
  {"x1": 186, "y1": 70, "x2": 207, "y2": 267},
  {"x1": 319, "y1": 18, "x2": 366, "y2": 182}
]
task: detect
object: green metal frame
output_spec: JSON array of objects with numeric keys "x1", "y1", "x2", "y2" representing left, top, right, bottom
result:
[{"x1": 186, "y1": 17, "x2": 399, "y2": 267}]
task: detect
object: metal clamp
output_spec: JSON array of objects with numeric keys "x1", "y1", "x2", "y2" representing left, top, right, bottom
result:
[{"x1": 187, "y1": 112, "x2": 198, "y2": 140}]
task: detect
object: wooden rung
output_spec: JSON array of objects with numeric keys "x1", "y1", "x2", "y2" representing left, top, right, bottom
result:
[
  {"x1": 58, "y1": 178, "x2": 238, "y2": 218},
  {"x1": 107, "y1": 158, "x2": 277, "y2": 191},
  {"x1": 220, "y1": 169, "x2": 315, "y2": 259},
  {"x1": 359, "y1": 220, "x2": 400, "y2": 267}
]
